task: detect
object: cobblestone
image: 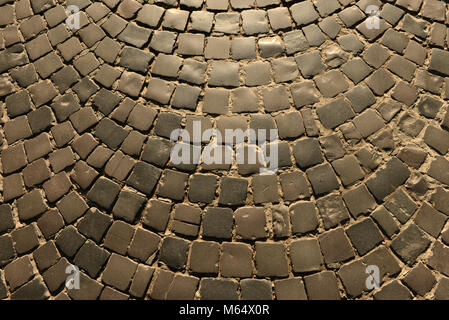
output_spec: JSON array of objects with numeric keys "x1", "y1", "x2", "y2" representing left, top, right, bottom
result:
[{"x1": 0, "y1": 0, "x2": 448, "y2": 301}]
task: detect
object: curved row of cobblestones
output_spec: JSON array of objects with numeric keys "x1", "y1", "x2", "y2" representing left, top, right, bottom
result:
[{"x1": 1, "y1": 0, "x2": 449, "y2": 300}]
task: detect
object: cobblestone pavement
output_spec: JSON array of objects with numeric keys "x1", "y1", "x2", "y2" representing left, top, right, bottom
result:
[{"x1": 1, "y1": 0, "x2": 449, "y2": 300}]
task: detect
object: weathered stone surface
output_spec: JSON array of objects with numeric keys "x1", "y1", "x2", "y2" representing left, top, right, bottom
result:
[
  {"x1": 304, "y1": 271, "x2": 341, "y2": 300},
  {"x1": 365, "y1": 158, "x2": 410, "y2": 201},
  {"x1": 316, "y1": 193, "x2": 350, "y2": 229},
  {"x1": 0, "y1": 0, "x2": 446, "y2": 301},
  {"x1": 391, "y1": 224, "x2": 430, "y2": 265},
  {"x1": 319, "y1": 228, "x2": 355, "y2": 265}
]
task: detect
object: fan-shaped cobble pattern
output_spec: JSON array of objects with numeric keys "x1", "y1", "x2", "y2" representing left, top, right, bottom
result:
[{"x1": 1, "y1": 0, "x2": 449, "y2": 300}]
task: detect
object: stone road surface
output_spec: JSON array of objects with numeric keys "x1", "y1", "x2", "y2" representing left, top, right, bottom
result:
[{"x1": 1, "y1": 0, "x2": 449, "y2": 300}]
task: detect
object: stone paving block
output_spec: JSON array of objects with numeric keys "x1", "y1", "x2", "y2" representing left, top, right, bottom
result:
[
  {"x1": 304, "y1": 271, "x2": 341, "y2": 300},
  {"x1": 362, "y1": 246, "x2": 401, "y2": 284},
  {"x1": 219, "y1": 177, "x2": 248, "y2": 206},
  {"x1": 414, "y1": 203, "x2": 447, "y2": 238},
  {"x1": 17, "y1": 190, "x2": 47, "y2": 222},
  {"x1": 332, "y1": 155, "x2": 364, "y2": 186},
  {"x1": 291, "y1": 1, "x2": 319, "y2": 26},
  {"x1": 112, "y1": 189, "x2": 145, "y2": 223},
  {"x1": 95, "y1": 118, "x2": 129, "y2": 150},
  {"x1": 220, "y1": 242, "x2": 253, "y2": 278},
  {"x1": 338, "y1": 259, "x2": 367, "y2": 298},
  {"x1": 129, "y1": 264, "x2": 154, "y2": 298},
  {"x1": 188, "y1": 174, "x2": 218, "y2": 204},
  {"x1": 416, "y1": 70, "x2": 443, "y2": 94},
  {"x1": 214, "y1": 12, "x2": 239, "y2": 34},
  {"x1": 144, "y1": 78, "x2": 176, "y2": 105},
  {"x1": 427, "y1": 241, "x2": 449, "y2": 278},
  {"x1": 179, "y1": 60, "x2": 207, "y2": 85},
  {"x1": 342, "y1": 184, "x2": 376, "y2": 218},
  {"x1": 5, "y1": 90, "x2": 32, "y2": 118},
  {"x1": 0, "y1": 0, "x2": 447, "y2": 301},
  {"x1": 117, "y1": 22, "x2": 152, "y2": 48},
  {"x1": 10, "y1": 276, "x2": 50, "y2": 300},
  {"x1": 5, "y1": 256, "x2": 35, "y2": 291},
  {"x1": 346, "y1": 218, "x2": 383, "y2": 256},
  {"x1": 102, "y1": 13, "x2": 127, "y2": 37},
  {"x1": 147, "y1": 269, "x2": 174, "y2": 300},
  {"x1": 189, "y1": 241, "x2": 219, "y2": 275},
  {"x1": 258, "y1": 37, "x2": 283, "y2": 58},
  {"x1": 319, "y1": 17, "x2": 341, "y2": 39},
  {"x1": 289, "y1": 201, "x2": 319, "y2": 235},
  {"x1": 72, "y1": 77, "x2": 100, "y2": 103},
  {"x1": 387, "y1": 55, "x2": 416, "y2": 82},
  {"x1": 346, "y1": 86, "x2": 376, "y2": 114},
  {"x1": 255, "y1": 242, "x2": 288, "y2": 277},
  {"x1": 319, "y1": 227, "x2": 355, "y2": 265},
  {"x1": 391, "y1": 223, "x2": 430, "y2": 265},
  {"x1": 85, "y1": 146, "x2": 113, "y2": 170},
  {"x1": 402, "y1": 262, "x2": 435, "y2": 296},
  {"x1": 365, "y1": 157, "x2": 410, "y2": 201},
  {"x1": 362, "y1": 43, "x2": 390, "y2": 70},
  {"x1": 0, "y1": 205, "x2": 14, "y2": 234},
  {"x1": 71, "y1": 161, "x2": 99, "y2": 190},
  {"x1": 3, "y1": 173, "x2": 26, "y2": 202},
  {"x1": 339, "y1": 6, "x2": 365, "y2": 27},
  {"x1": 19, "y1": 15, "x2": 45, "y2": 40},
  {"x1": 0, "y1": 44, "x2": 29, "y2": 73},
  {"x1": 55, "y1": 225, "x2": 86, "y2": 258},
  {"x1": 159, "y1": 236, "x2": 190, "y2": 271},
  {"x1": 271, "y1": 57, "x2": 299, "y2": 83},
  {"x1": 202, "y1": 207, "x2": 233, "y2": 240},
  {"x1": 430, "y1": 187, "x2": 449, "y2": 217},
  {"x1": 306, "y1": 163, "x2": 340, "y2": 196},
  {"x1": 401, "y1": 14, "x2": 428, "y2": 39},
  {"x1": 67, "y1": 272, "x2": 103, "y2": 300},
  {"x1": 87, "y1": 177, "x2": 121, "y2": 210},
  {"x1": 142, "y1": 200, "x2": 172, "y2": 231},
  {"x1": 241, "y1": 279, "x2": 272, "y2": 300},
  {"x1": 234, "y1": 207, "x2": 266, "y2": 240},
  {"x1": 271, "y1": 204, "x2": 290, "y2": 239},
  {"x1": 77, "y1": 209, "x2": 112, "y2": 244},
  {"x1": 11, "y1": 224, "x2": 39, "y2": 254},
  {"x1": 4, "y1": 115, "x2": 32, "y2": 144},
  {"x1": 200, "y1": 278, "x2": 239, "y2": 300},
  {"x1": 384, "y1": 188, "x2": 417, "y2": 224},
  {"x1": 371, "y1": 206, "x2": 399, "y2": 239},
  {"x1": 102, "y1": 253, "x2": 137, "y2": 291},
  {"x1": 434, "y1": 278, "x2": 449, "y2": 299},
  {"x1": 274, "y1": 277, "x2": 307, "y2": 300},
  {"x1": 28, "y1": 106, "x2": 54, "y2": 135},
  {"x1": 100, "y1": 287, "x2": 129, "y2": 300},
  {"x1": 33, "y1": 241, "x2": 61, "y2": 272},
  {"x1": 423, "y1": 125, "x2": 449, "y2": 154},
  {"x1": 373, "y1": 280, "x2": 413, "y2": 300},
  {"x1": 190, "y1": 10, "x2": 214, "y2": 32},
  {"x1": 251, "y1": 175, "x2": 279, "y2": 204},
  {"x1": 292, "y1": 138, "x2": 324, "y2": 169},
  {"x1": 103, "y1": 220, "x2": 135, "y2": 255},
  {"x1": 338, "y1": 34, "x2": 364, "y2": 56},
  {"x1": 74, "y1": 240, "x2": 110, "y2": 278},
  {"x1": 295, "y1": 50, "x2": 325, "y2": 79},
  {"x1": 290, "y1": 238, "x2": 322, "y2": 273},
  {"x1": 51, "y1": 66, "x2": 80, "y2": 94},
  {"x1": 0, "y1": 234, "x2": 15, "y2": 267},
  {"x1": 165, "y1": 274, "x2": 199, "y2": 300},
  {"x1": 317, "y1": 97, "x2": 355, "y2": 129},
  {"x1": 37, "y1": 209, "x2": 64, "y2": 240},
  {"x1": 319, "y1": 135, "x2": 345, "y2": 162}
]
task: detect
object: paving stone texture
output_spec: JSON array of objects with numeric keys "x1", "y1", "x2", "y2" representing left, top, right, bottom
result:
[{"x1": 0, "y1": 0, "x2": 449, "y2": 300}]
